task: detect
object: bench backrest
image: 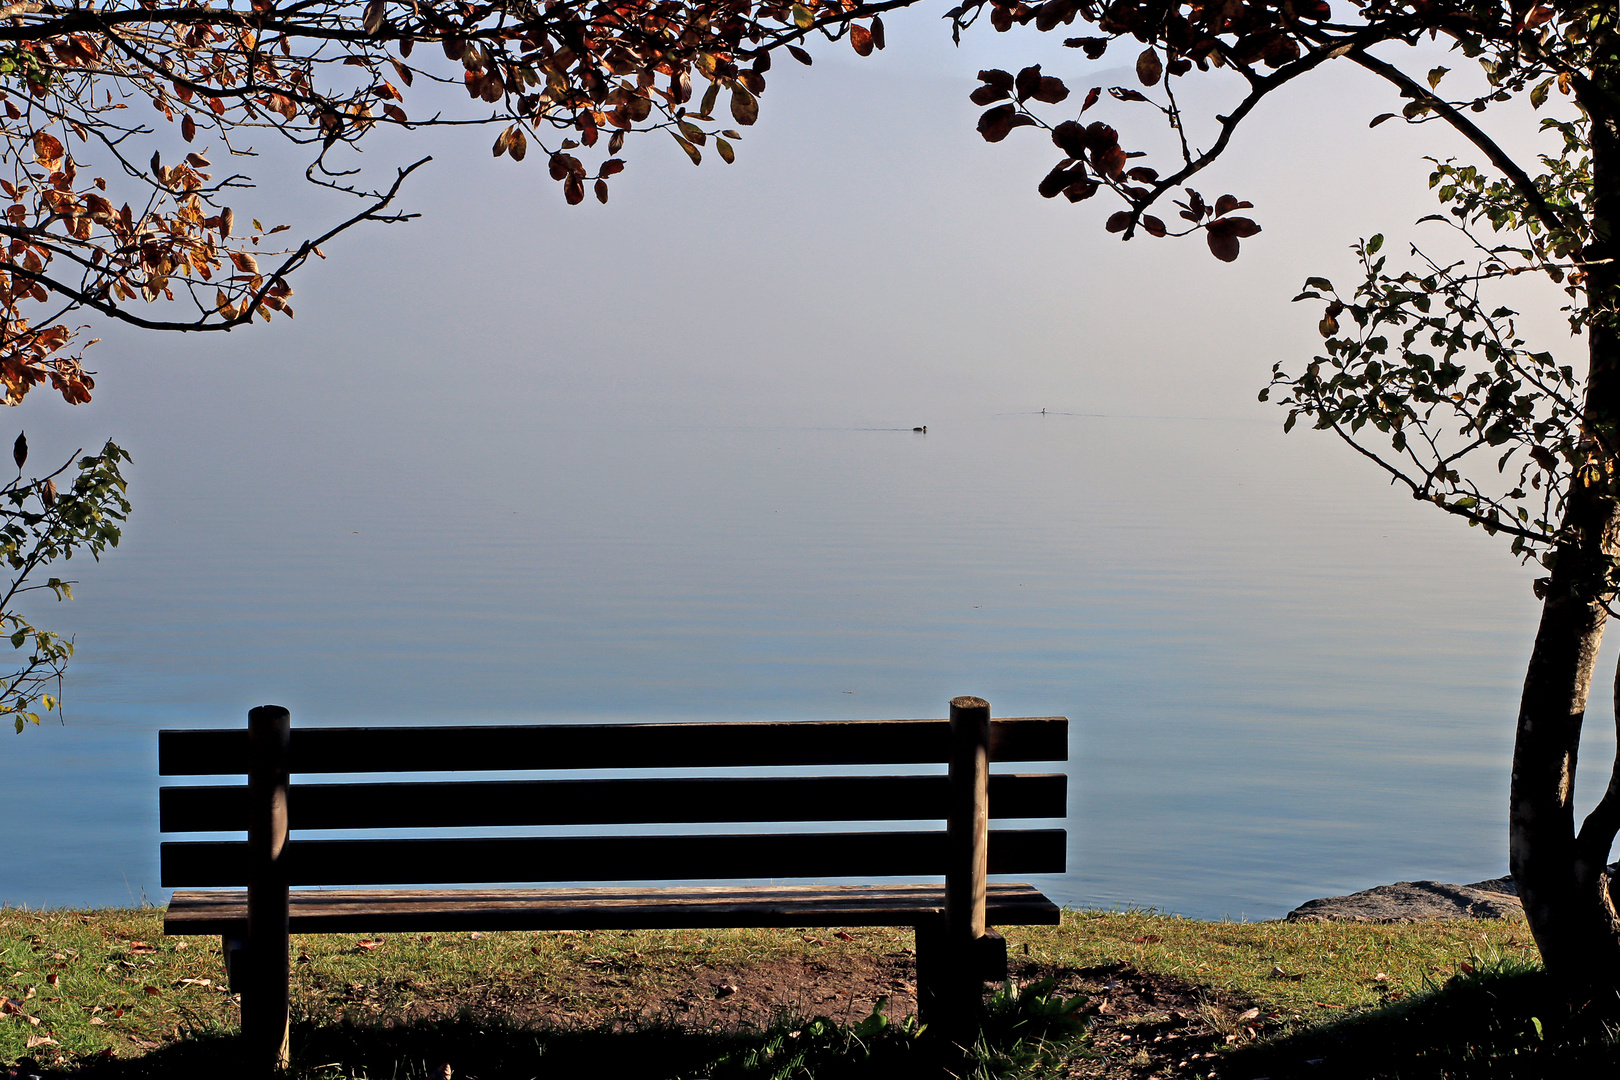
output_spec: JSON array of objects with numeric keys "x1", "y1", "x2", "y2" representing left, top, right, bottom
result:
[{"x1": 158, "y1": 709, "x2": 1068, "y2": 889}]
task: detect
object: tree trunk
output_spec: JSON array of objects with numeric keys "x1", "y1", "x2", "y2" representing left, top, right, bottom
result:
[{"x1": 1511, "y1": 42, "x2": 1620, "y2": 980}]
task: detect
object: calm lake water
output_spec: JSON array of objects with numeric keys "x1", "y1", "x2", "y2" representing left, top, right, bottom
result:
[{"x1": 0, "y1": 406, "x2": 1592, "y2": 919}]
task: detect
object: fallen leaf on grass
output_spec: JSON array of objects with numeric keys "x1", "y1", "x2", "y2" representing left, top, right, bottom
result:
[
  {"x1": 1133, "y1": 935, "x2": 1163, "y2": 944},
  {"x1": 89, "y1": 1017, "x2": 105, "y2": 1025},
  {"x1": 127, "y1": 942, "x2": 157, "y2": 955},
  {"x1": 354, "y1": 940, "x2": 384, "y2": 951},
  {"x1": 178, "y1": 978, "x2": 212, "y2": 988},
  {"x1": 834, "y1": 931, "x2": 855, "y2": 942},
  {"x1": 1313, "y1": 1001, "x2": 1345, "y2": 1009},
  {"x1": 45, "y1": 973, "x2": 57, "y2": 986},
  {"x1": 1237, "y1": 1007, "x2": 1261, "y2": 1022},
  {"x1": 1269, "y1": 966, "x2": 1305, "y2": 981},
  {"x1": 25, "y1": 1034, "x2": 56, "y2": 1048},
  {"x1": 1373, "y1": 972, "x2": 1389, "y2": 982},
  {"x1": 143, "y1": 985, "x2": 161, "y2": 996}
]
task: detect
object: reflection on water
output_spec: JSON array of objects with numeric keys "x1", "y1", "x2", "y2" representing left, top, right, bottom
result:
[{"x1": 0, "y1": 413, "x2": 1582, "y2": 917}]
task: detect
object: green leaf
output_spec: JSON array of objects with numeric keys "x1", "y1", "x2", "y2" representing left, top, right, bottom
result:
[
  {"x1": 1427, "y1": 66, "x2": 1448, "y2": 89},
  {"x1": 1365, "y1": 234, "x2": 1384, "y2": 255}
]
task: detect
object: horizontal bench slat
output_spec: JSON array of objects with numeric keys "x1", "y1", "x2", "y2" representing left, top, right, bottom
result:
[
  {"x1": 159, "y1": 774, "x2": 1067, "y2": 833},
  {"x1": 163, "y1": 883, "x2": 1062, "y2": 935},
  {"x1": 160, "y1": 829, "x2": 1066, "y2": 887},
  {"x1": 157, "y1": 717, "x2": 1068, "y2": 775}
]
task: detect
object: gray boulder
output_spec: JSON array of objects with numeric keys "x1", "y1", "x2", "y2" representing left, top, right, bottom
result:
[{"x1": 1285, "y1": 878, "x2": 1522, "y2": 922}]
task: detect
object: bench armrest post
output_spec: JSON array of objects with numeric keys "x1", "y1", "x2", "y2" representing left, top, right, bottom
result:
[
  {"x1": 929, "y1": 695, "x2": 991, "y2": 1037},
  {"x1": 245, "y1": 705, "x2": 292, "y2": 1072}
]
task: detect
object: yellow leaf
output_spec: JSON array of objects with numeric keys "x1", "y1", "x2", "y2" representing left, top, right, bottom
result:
[
  {"x1": 791, "y1": 3, "x2": 812, "y2": 27},
  {"x1": 671, "y1": 133, "x2": 701, "y2": 166}
]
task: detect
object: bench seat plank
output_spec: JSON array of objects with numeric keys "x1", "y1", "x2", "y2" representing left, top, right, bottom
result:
[{"x1": 164, "y1": 883, "x2": 1062, "y2": 935}]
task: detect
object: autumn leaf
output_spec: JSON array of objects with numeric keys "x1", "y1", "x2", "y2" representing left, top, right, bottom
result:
[
  {"x1": 672, "y1": 133, "x2": 701, "y2": 165},
  {"x1": 849, "y1": 24, "x2": 873, "y2": 56},
  {"x1": 730, "y1": 87, "x2": 758, "y2": 126},
  {"x1": 977, "y1": 104, "x2": 1033, "y2": 143},
  {"x1": 1206, "y1": 216, "x2": 1261, "y2": 261},
  {"x1": 32, "y1": 132, "x2": 63, "y2": 171},
  {"x1": 1137, "y1": 48, "x2": 1163, "y2": 87}
]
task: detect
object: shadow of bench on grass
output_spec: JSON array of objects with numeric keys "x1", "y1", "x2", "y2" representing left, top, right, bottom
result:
[{"x1": 50, "y1": 1011, "x2": 946, "y2": 1080}]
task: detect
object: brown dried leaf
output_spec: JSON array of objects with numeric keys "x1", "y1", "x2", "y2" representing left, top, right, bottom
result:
[
  {"x1": 33, "y1": 131, "x2": 63, "y2": 170},
  {"x1": 1137, "y1": 48, "x2": 1162, "y2": 87}
]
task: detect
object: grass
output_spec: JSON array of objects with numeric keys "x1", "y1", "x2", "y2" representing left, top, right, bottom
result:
[
  {"x1": 1010, "y1": 908, "x2": 1540, "y2": 1017},
  {"x1": 0, "y1": 905, "x2": 1602, "y2": 1078}
]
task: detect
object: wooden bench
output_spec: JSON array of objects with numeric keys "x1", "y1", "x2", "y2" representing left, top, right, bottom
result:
[{"x1": 158, "y1": 696, "x2": 1068, "y2": 1069}]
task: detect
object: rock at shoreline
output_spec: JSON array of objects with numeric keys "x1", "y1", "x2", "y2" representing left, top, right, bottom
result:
[{"x1": 1285, "y1": 877, "x2": 1522, "y2": 923}]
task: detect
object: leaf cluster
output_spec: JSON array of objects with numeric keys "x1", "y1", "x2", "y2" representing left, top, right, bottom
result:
[
  {"x1": 0, "y1": 0, "x2": 908, "y2": 405},
  {"x1": 951, "y1": 0, "x2": 1614, "y2": 277},
  {"x1": 0, "y1": 436, "x2": 128, "y2": 731}
]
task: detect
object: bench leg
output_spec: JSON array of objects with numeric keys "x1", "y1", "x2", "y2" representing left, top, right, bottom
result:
[
  {"x1": 244, "y1": 705, "x2": 292, "y2": 1073},
  {"x1": 915, "y1": 925, "x2": 1008, "y2": 1036}
]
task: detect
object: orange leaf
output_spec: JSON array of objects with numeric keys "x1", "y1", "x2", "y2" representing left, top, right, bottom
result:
[{"x1": 32, "y1": 132, "x2": 63, "y2": 170}]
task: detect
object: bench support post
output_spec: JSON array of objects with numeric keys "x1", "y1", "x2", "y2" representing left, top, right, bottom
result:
[
  {"x1": 244, "y1": 705, "x2": 291, "y2": 1073},
  {"x1": 918, "y1": 695, "x2": 992, "y2": 1042}
]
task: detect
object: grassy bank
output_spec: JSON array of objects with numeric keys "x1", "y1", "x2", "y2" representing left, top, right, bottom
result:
[{"x1": 0, "y1": 906, "x2": 1591, "y2": 1078}]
